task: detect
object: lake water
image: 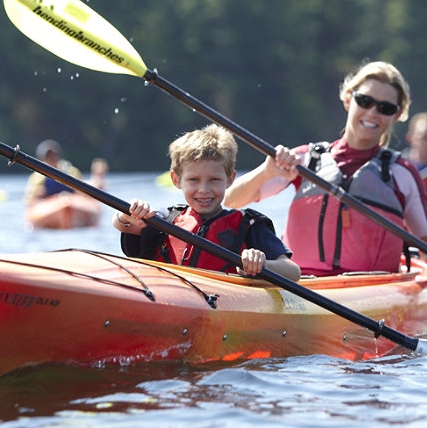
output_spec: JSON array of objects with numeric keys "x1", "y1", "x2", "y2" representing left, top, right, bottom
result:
[{"x1": 0, "y1": 172, "x2": 427, "y2": 427}]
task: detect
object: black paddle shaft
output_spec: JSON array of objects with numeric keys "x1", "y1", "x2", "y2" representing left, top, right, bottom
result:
[
  {"x1": 0, "y1": 141, "x2": 420, "y2": 352},
  {"x1": 143, "y1": 69, "x2": 427, "y2": 254}
]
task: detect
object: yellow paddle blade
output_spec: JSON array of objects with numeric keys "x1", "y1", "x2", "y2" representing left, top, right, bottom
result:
[
  {"x1": 4, "y1": 0, "x2": 148, "y2": 77},
  {"x1": 155, "y1": 171, "x2": 178, "y2": 189}
]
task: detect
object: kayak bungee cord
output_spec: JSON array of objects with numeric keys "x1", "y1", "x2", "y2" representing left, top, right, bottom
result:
[
  {"x1": 0, "y1": 250, "x2": 155, "y2": 298},
  {"x1": 0, "y1": 247, "x2": 217, "y2": 306},
  {"x1": 73, "y1": 249, "x2": 219, "y2": 308}
]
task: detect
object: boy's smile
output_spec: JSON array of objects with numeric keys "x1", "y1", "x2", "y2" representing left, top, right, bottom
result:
[{"x1": 171, "y1": 159, "x2": 235, "y2": 220}]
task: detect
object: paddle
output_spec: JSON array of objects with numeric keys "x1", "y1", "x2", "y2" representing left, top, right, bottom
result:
[
  {"x1": 4, "y1": 0, "x2": 427, "y2": 254},
  {"x1": 1, "y1": 141, "x2": 426, "y2": 354}
]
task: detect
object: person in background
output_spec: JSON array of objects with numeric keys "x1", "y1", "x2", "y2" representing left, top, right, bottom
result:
[
  {"x1": 224, "y1": 61, "x2": 427, "y2": 276},
  {"x1": 112, "y1": 123, "x2": 301, "y2": 280},
  {"x1": 405, "y1": 112, "x2": 427, "y2": 184},
  {"x1": 24, "y1": 139, "x2": 82, "y2": 206},
  {"x1": 88, "y1": 157, "x2": 109, "y2": 190}
]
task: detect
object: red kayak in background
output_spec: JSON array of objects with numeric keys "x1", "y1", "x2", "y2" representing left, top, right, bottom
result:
[{"x1": 25, "y1": 193, "x2": 102, "y2": 229}]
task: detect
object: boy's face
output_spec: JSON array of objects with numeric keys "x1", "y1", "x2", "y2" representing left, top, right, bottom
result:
[{"x1": 171, "y1": 159, "x2": 236, "y2": 220}]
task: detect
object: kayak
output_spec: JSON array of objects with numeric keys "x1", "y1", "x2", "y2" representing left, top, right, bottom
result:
[
  {"x1": 25, "y1": 193, "x2": 102, "y2": 229},
  {"x1": 1, "y1": 249, "x2": 426, "y2": 376}
]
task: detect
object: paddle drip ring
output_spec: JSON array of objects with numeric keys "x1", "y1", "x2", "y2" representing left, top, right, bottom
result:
[
  {"x1": 7, "y1": 144, "x2": 20, "y2": 166},
  {"x1": 374, "y1": 319, "x2": 385, "y2": 338},
  {"x1": 144, "y1": 68, "x2": 158, "y2": 86}
]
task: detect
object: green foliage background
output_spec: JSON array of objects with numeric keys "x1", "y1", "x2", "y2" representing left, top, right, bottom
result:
[{"x1": 0, "y1": 0, "x2": 426, "y2": 173}]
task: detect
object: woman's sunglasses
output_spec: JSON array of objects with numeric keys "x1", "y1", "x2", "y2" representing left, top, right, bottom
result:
[{"x1": 352, "y1": 91, "x2": 399, "y2": 116}]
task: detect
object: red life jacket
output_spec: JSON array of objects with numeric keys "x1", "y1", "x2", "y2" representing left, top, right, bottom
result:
[
  {"x1": 284, "y1": 143, "x2": 405, "y2": 276},
  {"x1": 155, "y1": 205, "x2": 273, "y2": 273}
]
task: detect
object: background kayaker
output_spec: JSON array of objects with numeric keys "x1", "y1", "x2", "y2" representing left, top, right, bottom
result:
[
  {"x1": 224, "y1": 60, "x2": 427, "y2": 276},
  {"x1": 25, "y1": 140, "x2": 109, "y2": 206},
  {"x1": 24, "y1": 139, "x2": 82, "y2": 206},
  {"x1": 87, "y1": 157, "x2": 109, "y2": 190},
  {"x1": 404, "y1": 112, "x2": 427, "y2": 186},
  {"x1": 113, "y1": 123, "x2": 301, "y2": 281}
]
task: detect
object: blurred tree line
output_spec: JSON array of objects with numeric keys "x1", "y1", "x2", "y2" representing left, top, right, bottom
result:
[{"x1": 0, "y1": 0, "x2": 427, "y2": 173}]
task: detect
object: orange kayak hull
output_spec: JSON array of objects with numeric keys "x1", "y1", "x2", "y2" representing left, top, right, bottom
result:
[
  {"x1": 0, "y1": 250, "x2": 426, "y2": 375},
  {"x1": 25, "y1": 193, "x2": 101, "y2": 229}
]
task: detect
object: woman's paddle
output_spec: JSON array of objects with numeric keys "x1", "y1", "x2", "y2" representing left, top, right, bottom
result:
[
  {"x1": 4, "y1": 0, "x2": 427, "y2": 254},
  {"x1": 0, "y1": 141, "x2": 426, "y2": 354}
]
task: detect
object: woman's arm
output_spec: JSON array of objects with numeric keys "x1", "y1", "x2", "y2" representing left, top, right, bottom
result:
[
  {"x1": 224, "y1": 145, "x2": 300, "y2": 208},
  {"x1": 224, "y1": 163, "x2": 271, "y2": 208}
]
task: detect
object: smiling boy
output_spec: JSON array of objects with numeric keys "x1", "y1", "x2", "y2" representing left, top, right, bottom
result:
[{"x1": 113, "y1": 124, "x2": 300, "y2": 280}]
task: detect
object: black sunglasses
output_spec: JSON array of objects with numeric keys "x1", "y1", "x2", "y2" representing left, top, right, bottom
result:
[{"x1": 352, "y1": 91, "x2": 399, "y2": 116}]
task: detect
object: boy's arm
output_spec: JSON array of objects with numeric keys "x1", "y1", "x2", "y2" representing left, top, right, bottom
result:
[
  {"x1": 120, "y1": 225, "x2": 164, "y2": 259},
  {"x1": 265, "y1": 254, "x2": 301, "y2": 282},
  {"x1": 112, "y1": 211, "x2": 144, "y2": 235},
  {"x1": 112, "y1": 199, "x2": 157, "y2": 235},
  {"x1": 239, "y1": 250, "x2": 300, "y2": 282},
  {"x1": 241, "y1": 214, "x2": 301, "y2": 281}
]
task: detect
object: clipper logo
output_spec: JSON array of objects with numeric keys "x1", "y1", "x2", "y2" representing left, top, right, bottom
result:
[
  {"x1": 32, "y1": 5, "x2": 125, "y2": 64},
  {"x1": 0, "y1": 291, "x2": 60, "y2": 308}
]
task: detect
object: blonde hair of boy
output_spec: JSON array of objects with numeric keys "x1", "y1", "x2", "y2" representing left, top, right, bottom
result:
[{"x1": 168, "y1": 124, "x2": 238, "y2": 177}]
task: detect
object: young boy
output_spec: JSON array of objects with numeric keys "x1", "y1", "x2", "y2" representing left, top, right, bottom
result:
[{"x1": 112, "y1": 124, "x2": 300, "y2": 281}]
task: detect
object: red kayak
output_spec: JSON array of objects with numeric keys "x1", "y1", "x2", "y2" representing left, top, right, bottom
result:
[
  {"x1": 0, "y1": 249, "x2": 426, "y2": 376},
  {"x1": 25, "y1": 193, "x2": 102, "y2": 229}
]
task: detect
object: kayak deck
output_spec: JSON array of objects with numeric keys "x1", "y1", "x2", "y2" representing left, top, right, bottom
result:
[{"x1": 0, "y1": 249, "x2": 426, "y2": 376}]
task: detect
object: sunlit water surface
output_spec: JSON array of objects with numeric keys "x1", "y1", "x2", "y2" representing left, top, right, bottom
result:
[{"x1": 0, "y1": 173, "x2": 426, "y2": 427}]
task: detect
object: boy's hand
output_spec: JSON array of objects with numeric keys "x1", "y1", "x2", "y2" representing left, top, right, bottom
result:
[
  {"x1": 129, "y1": 198, "x2": 157, "y2": 228},
  {"x1": 238, "y1": 248, "x2": 266, "y2": 276}
]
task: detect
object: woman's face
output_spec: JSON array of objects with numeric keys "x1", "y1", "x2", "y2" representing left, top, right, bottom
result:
[{"x1": 343, "y1": 78, "x2": 401, "y2": 150}]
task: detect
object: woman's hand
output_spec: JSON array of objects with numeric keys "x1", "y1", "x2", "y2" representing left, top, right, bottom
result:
[{"x1": 269, "y1": 145, "x2": 301, "y2": 180}]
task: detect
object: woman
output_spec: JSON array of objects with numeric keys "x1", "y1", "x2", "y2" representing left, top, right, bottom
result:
[{"x1": 224, "y1": 61, "x2": 427, "y2": 276}]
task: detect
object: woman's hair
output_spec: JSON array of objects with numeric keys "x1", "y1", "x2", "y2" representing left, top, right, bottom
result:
[
  {"x1": 168, "y1": 124, "x2": 238, "y2": 177},
  {"x1": 339, "y1": 61, "x2": 411, "y2": 146}
]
